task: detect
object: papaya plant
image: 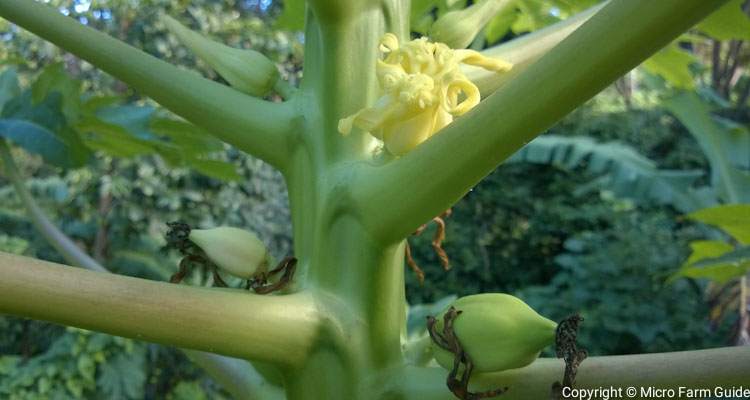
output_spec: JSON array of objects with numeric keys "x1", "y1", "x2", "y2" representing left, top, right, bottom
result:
[{"x1": 1, "y1": 1, "x2": 750, "y2": 400}]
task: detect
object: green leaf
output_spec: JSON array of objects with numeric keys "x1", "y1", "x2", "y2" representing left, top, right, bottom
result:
[
  {"x1": 670, "y1": 240, "x2": 741, "y2": 283},
  {"x1": 78, "y1": 116, "x2": 156, "y2": 158},
  {"x1": 276, "y1": 0, "x2": 305, "y2": 31},
  {"x1": 187, "y1": 158, "x2": 241, "y2": 181},
  {"x1": 96, "y1": 105, "x2": 157, "y2": 141},
  {"x1": 665, "y1": 92, "x2": 750, "y2": 204},
  {"x1": 684, "y1": 240, "x2": 734, "y2": 265},
  {"x1": 688, "y1": 204, "x2": 750, "y2": 244},
  {"x1": 0, "y1": 234, "x2": 29, "y2": 254},
  {"x1": 512, "y1": 1, "x2": 558, "y2": 33},
  {"x1": 31, "y1": 63, "x2": 82, "y2": 123},
  {"x1": 97, "y1": 351, "x2": 146, "y2": 400},
  {"x1": 485, "y1": 8, "x2": 518, "y2": 44},
  {"x1": 168, "y1": 381, "x2": 208, "y2": 400},
  {"x1": 0, "y1": 68, "x2": 20, "y2": 113},
  {"x1": 642, "y1": 43, "x2": 697, "y2": 89},
  {"x1": 411, "y1": 0, "x2": 441, "y2": 33},
  {"x1": 697, "y1": 0, "x2": 750, "y2": 40},
  {"x1": 691, "y1": 246, "x2": 750, "y2": 268},
  {"x1": 412, "y1": 0, "x2": 440, "y2": 17},
  {"x1": 0, "y1": 356, "x2": 19, "y2": 375},
  {"x1": 150, "y1": 118, "x2": 223, "y2": 154},
  {"x1": 0, "y1": 119, "x2": 72, "y2": 167},
  {"x1": 507, "y1": 135, "x2": 712, "y2": 212},
  {"x1": 2, "y1": 90, "x2": 90, "y2": 167}
]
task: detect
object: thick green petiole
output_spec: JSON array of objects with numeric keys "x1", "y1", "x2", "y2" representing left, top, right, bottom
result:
[{"x1": 352, "y1": 0, "x2": 728, "y2": 244}]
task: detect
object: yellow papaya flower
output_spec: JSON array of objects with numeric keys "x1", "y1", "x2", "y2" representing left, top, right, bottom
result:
[{"x1": 338, "y1": 33, "x2": 512, "y2": 156}]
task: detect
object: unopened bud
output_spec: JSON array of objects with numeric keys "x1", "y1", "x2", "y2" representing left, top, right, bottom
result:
[
  {"x1": 430, "y1": 0, "x2": 515, "y2": 49},
  {"x1": 188, "y1": 227, "x2": 272, "y2": 279},
  {"x1": 162, "y1": 15, "x2": 279, "y2": 97}
]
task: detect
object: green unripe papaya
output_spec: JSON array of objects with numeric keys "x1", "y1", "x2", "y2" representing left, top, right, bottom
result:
[
  {"x1": 188, "y1": 227, "x2": 272, "y2": 279},
  {"x1": 431, "y1": 293, "x2": 557, "y2": 373}
]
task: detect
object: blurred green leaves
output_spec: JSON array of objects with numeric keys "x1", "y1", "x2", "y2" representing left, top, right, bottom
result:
[
  {"x1": 275, "y1": 0, "x2": 305, "y2": 31},
  {"x1": 0, "y1": 329, "x2": 145, "y2": 400},
  {"x1": 672, "y1": 204, "x2": 750, "y2": 284},
  {"x1": 665, "y1": 92, "x2": 750, "y2": 205},
  {"x1": 507, "y1": 134, "x2": 709, "y2": 213},
  {"x1": 0, "y1": 63, "x2": 240, "y2": 180},
  {"x1": 642, "y1": 44, "x2": 698, "y2": 90},
  {"x1": 697, "y1": 0, "x2": 750, "y2": 41}
]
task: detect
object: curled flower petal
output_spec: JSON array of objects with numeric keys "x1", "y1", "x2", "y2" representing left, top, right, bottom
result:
[
  {"x1": 454, "y1": 49, "x2": 513, "y2": 72},
  {"x1": 444, "y1": 78, "x2": 480, "y2": 116},
  {"x1": 379, "y1": 33, "x2": 400, "y2": 53}
]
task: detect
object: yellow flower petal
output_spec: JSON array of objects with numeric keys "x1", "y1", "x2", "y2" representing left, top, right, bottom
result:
[
  {"x1": 444, "y1": 79, "x2": 480, "y2": 116},
  {"x1": 382, "y1": 108, "x2": 438, "y2": 155},
  {"x1": 379, "y1": 33, "x2": 400, "y2": 53},
  {"x1": 454, "y1": 49, "x2": 512, "y2": 72}
]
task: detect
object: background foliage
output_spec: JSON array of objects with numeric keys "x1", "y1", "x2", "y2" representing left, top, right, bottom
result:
[{"x1": 0, "y1": 0, "x2": 748, "y2": 398}]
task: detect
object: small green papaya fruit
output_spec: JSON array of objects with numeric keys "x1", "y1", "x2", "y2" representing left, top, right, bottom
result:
[
  {"x1": 431, "y1": 293, "x2": 556, "y2": 373},
  {"x1": 188, "y1": 227, "x2": 272, "y2": 279}
]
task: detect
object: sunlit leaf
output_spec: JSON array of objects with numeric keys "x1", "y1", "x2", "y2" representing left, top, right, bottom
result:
[
  {"x1": 697, "y1": 0, "x2": 750, "y2": 40},
  {"x1": 688, "y1": 204, "x2": 750, "y2": 245},
  {"x1": 276, "y1": 0, "x2": 305, "y2": 31},
  {"x1": 187, "y1": 158, "x2": 241, "y2": 181},
  {"x1": 642, "y1": 44, "x2": 697, "y2": 89},
  {"x1": 670, "y1": 240, "x2": 743, "y2": 283},
  {"x1": 485, "y1": 8, "x2": 517, "y2": 44},
  {"x1": 691, "y1": 246, "x2": 750, "y2": 268}
]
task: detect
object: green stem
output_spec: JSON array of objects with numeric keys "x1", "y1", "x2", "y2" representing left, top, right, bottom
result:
[
  {"x1": 0, "y1": 140, "x2": 106, "y2": 272},
  {"x1": 0, "y1": 0, "x2": 300, "y2": 169},
  {"x1": 0, "y1": 252, "x2": 320, "y2": 368},
  {"x1": 354, "y1": 0, "x2": 728, "y2": 243},
  {"x1": 384, "y1": 347, "x2": 750, "y2": 399},
  {"x1": 0, "y1": 140, "x2": 284, "y2": 399},
  {"x1": 184, "y1": 351, "x2": 285, "y2": 400}
]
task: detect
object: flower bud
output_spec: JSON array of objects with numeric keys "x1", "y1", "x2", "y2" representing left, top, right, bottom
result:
[
  {"x1": 188, "y1": 227, "x2": 272, "y2": 279},
  {"x1": 430, "y1": 0, "x2": 514, "y2": 49},
  {"x1": 162, "y1": 15, "x2": 280, "y2": 97},
  {"x1": 431, "y1": 293, "x2": 556, "y2": 373}
]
